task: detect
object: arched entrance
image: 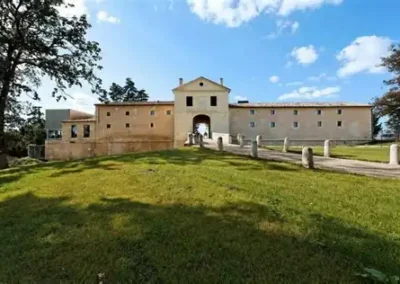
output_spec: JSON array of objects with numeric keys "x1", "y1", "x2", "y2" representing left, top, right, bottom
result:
[{"x1": 193, "y1": 114, "x2": 211, "y2": 138}]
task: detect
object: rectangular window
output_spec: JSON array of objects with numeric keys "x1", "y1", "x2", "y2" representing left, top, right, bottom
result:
[
  {"x1": 338, "y1": 109, "x2": 342, "y2": 115},
  {"x1": 293, "y1": 110, "x2": 298, "y2": 115},
  {"x1": 317, "y1": 109, "x2": 322, "y2": 115},
  {"x1": 250, "y1": 122, "x2": 255, "y2": 128},
  {"x1": 250, "y1": 109, "x2": 255, "y2": 115},
  {"x1": 107, "y1": 124, "x2": 111, "y2": 129},
  {"x1": 293, "y1": 121, "x2": 299, "y2": 128},
  {"x1": 150, "y1": 123, "x2": 154, "y2": 128},
  {"x1": 107, "y1": 112, "x2": 110, "y2": 116},
  {"x1": 210, "y1": 96, "x2": 217, "y2": 106},
  {"x1": 271, "y1": 109, "x2": 275, "y2": 115},
  {"x1": 337, "y1": 121, "x2": 342, "y2": 127},
  {"x1": 317, "y1": 121, "x2": 322, "y2": 127},
  {"x1": 186, "y1": 96, "x2": 193, "y2": 107},
  {"x1": 270, "y1": 122, "x2": 276, "y2": 128},
  {"x1": 71, "y1": 125, "x2": 78, "y2": 138},
  {"x1": 166, "y1": 110, "x2": 171, "y2": 115},
  {"x1": 83, "y1": 125, "x2": 90, "y2": 138},
  {"x1": 150, "y1": 110, "x2": 155, "y2": 116},
  {"x1": 125, "y1": 123, "x2": 130, "y2": 128},
  {"x1": 125, "y1": 111, "x2": 130, "y2": 116}
]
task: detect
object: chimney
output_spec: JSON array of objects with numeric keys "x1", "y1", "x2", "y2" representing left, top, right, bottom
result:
[
  {"x1": 179, "y1": 78, "x2": 183, "y2": 86},
  {"x1": 220, "y1": 78, "x2": 224, "y2": 86}
]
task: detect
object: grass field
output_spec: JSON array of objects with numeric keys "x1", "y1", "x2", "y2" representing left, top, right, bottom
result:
[
  {"x1": 0, "y1": 148, "x2": 399, "y2": 282},
  {"x1": 265, "y1": 144, "x2": 397, "y2": 163}
]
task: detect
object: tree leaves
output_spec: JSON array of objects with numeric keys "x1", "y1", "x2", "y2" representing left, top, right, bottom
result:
[{"x1": 99, "y1": 77, "x2": 149, "y2": 103}]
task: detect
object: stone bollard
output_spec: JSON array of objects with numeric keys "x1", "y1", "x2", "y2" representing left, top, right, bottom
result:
[
  {"x1": 199, "y1": 135, "x2": 204, "y2": 148},
  {"x1": 389, "y1": 144, "x2": 399, "y2": 165},
  {"x1": 283, "y1": 137, "x2": 290, "y2": 152},
  {"x1": 302, "y1": 147, "x2": 314, "y2": 169},
  {"x1": 239, "y1": 135, "x2": 245, "y2": 148},
  {"x1": 237, "y1": 134, "x2": 242, "y2": 145},
  {"x1": 194, "y1": 134, "x2": 199, "y2": 145},
  {"x1": 217, "y1": 137, "x2": 223, "y2": 152},
  {"x1": 188, "y1": 133, "x2": 194, "y2": 146},
  {"x1": 324, "y1": 140, "x2": 331, "y2": 157},
  {"x1": 251, "y1": 140, "x2": 258, "y2": 158},
  {"x1": 256, "y1": 135, "x2": 262, "y2": 148}
]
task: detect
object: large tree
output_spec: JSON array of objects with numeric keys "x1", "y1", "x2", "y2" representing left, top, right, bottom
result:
[
  {"x1": 0, "y1": 0, "x2": 103, "y2": 168},
  {"x1": 99, "y1": 78, "x2": 149, "y2": 103}
]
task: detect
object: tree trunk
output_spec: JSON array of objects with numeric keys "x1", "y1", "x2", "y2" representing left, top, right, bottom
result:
[{"x1": 0, "y1": 82, "x2": 10, "y2": 169}]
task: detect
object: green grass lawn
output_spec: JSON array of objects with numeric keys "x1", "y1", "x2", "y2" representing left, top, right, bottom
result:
[
  {"x1": 265, "y1": 144, "x2": 397, "y2": 163},
  {"x1": 0, "y1": 148, "x2": 399, "y2": 282}
]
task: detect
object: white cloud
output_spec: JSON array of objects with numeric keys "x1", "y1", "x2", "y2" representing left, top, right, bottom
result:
[
  {"x1": 186, "y1": 0, "x2": 343, "y2": 28},
  {"x1": 286, "y1": 81, "x2": 303, "y2": 86},
  {"x1": 336, "y1": 35, "x2": 392, "y2": 77},
  {"x1": 58, "y1": 0, "x2": 88, "y2": 18},
  {"x1": 234, "y1": 95, "x2": 248, "y2": 101},
  {"x1": 270, "y1": 75, "x2": 280, "y2": 83},
  {"x1": 291, "y1": 21, "x2": 299, "y2": 33},
  {"x1": 290, "y1": 45, "x2": 318, "y2": 65},
  {"x1": 278, "y1": 86, "x2": 340, "y2": 100},
  {"x1": 285, "y1": 61, "x2": 294, "y2": 68},
  {"x1": 97, "y1": 10, "x2": 120, "y2": 24},
  {"x1": 63, "y1": 92, "x2": 98, "y2": 114},
  {"x1": 267, "y1": 20, "x2": 299, "y2": 39}
]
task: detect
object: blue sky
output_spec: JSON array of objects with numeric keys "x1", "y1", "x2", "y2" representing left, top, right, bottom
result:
[{"x1": 36, "y1": 0, "x2": 400, "y2": 114}]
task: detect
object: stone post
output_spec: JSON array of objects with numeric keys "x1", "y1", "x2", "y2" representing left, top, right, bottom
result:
[
  {"x1": 199, "y1": 135, "x2": 204, "y2": 148},
  {"x1": 251, "y1": 140, "x2": 258, "y2": 158},
  {"x1": 239, "y1": 135, "x2": 245, "y2": 148},
  {"x1": 188, "y1": 133, "x2": 194, "y2": 146},
  {"x1": 194, "y1": 133, "x2": 199, "y2": 145},
  {"x1": 217, "y1": 137, "x2": 223, "y2": 152},
  {"x1": 256, "y1": 135, "x2": 262, "y2": 148},
  {"x1": 237, "y1": 134, "x2": 241, "y2": 145},
  {"x1": 302, "y1": 147, "x2": 314, "y2": 169},
  {"x1": 283, "y1": 137, "x2": 290, "y2": 152},
  {"x1": 389, "y1": 144, "x2": 399, "y2": 165},
  {"x1": 324, "y1": 140, "x2": 331, "y2": 157}
]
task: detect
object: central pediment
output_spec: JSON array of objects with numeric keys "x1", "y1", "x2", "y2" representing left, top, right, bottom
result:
[{"x1": 172, "y1": 76, "x2": 231, "y2": 93}]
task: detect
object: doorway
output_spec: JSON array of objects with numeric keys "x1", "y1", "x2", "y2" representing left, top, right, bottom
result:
[{"x1": 193, "y1": 114, "x2": 211, "y2": 138}]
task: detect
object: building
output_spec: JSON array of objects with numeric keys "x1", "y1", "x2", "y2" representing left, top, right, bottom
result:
[{"x1": 45, "y1": 76, "x2": 372, "y2": 160}]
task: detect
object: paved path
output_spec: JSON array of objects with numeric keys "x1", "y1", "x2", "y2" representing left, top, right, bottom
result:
[{"x1": 204, "y1": 140, "x2": 400, "y2": 179}]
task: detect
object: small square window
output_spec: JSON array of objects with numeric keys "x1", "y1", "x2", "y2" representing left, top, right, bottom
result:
[
  {"x1": 125, "y1": 123, "x2": 130, "y2": 128},
  {"x1": 83, "y1": 125, "x2": 90, "y2": 138},
  {"x1": 270, "y1": 122, "x2": 276, "y2": 128},
  {"x1": 210, "y1": 96, "x2": 217, "y2": 106},
  {"x1": 186, "y1": 96, "x2": 193, "y2": 107},
  {"x1": 150, "y1": 110, "x2": 155, "y2": 116},
  {"x1": 250, "y1": 122, "x2": 255, "y2": 128},
  {"x1": 107, "y1": 124, "x2": 111, "y2": 129},
  {"x1": 126, "y1": 111, "x2": 130, "y2": 116},
  {"x1": 250, "y1": 109, "x2": 255, "y2": 115},
  {"x1": 337, "y1": 121, "x2": 342, "y2": 127},
  {"x1": 338, "y1": 109, "x2": 342, "y2": 115},
  {"x1": 71, "y1": 125, "x2": 78, "y2": 138},
  {"x1": 293, "y1": 110, "x2": 298, "y2": 115},
  {"x1": 150, "y1": 123, "x2": 154, "y2": 128},
  {"x1": 166, "y1": 110, "x2": 171, "y2": 115},
  {"x1": 317, "y1": 109, "x2": 322, "y2": 115},
  {"x1": 271, "y1": 109, "x2": 275, "y2": 115},
  {"x1": 317, "y1": 121, "x2": 322, "y2": 127},
  {"x1": 293, "y1": 121, "x2": 299, "y2": 128},
  {"x1": 107, "y1": 112, "x2": 111, "y2": 117}
]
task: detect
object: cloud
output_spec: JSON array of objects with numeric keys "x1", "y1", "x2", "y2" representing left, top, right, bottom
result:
[
  {"x1": 267, "y1": 20, "x2": 299, "y2": 39},
  {"x1": 234, "y1": 95, "x2": 248, "y2": 101},
  {"x1": 168, "y1": 0, "x2": 175, "y2": 10},
  {"x1": 57, "y1": 0, "x2": 88, "y2": 18},
  {"x1": 278, "y1": 86, "x2": 340, "y2": 100},
  {"x1": 66, "y1": 92, "x2": 98, "y2": 114},
  {"x1": 286, "y1": 81, "x2": 303, "y2": 86},
  {"x1": 290, "y1": 45, "x2": 318, "y2": 65},
  {"x1": 336, "y1": 35, "x2": 392, "y2": 77},
  {"x1": 186, "y1": 0, "x2": 343, "y2": 28},
  {"x1": 97, "y1": 10, "x2": 120, "y2": 24},
  {"x1": 270, "y1": 75, "x2": 280, "y2": 83}
]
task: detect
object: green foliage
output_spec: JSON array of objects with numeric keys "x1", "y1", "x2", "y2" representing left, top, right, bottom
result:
[
  {"x1": 8, "y1": 157, "x2": 43, "y2": 168},
  {"x1": 372, "y1": 110, "x2": 383, "y2": 138},
  {"x1": 99, "y1": 78, "x2": 149, "y2": 103},
  {"x1": 357, "y1": 268, "x2": 400, "y2": 283}
]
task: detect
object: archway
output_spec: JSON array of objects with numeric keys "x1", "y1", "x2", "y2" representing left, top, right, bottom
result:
[{"x1": 193, "y1": 114, "x2": 211, "y2": 138}]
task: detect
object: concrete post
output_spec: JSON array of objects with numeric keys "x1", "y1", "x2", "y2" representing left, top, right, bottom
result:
[
  {"x1": 239, "y1": 135, "x2": 245, "y2": 148},
  {"x1": 194, "y1": 134, "x2": 199, "y2": 145},
  {"x1": 256, "y1": 135, "x2": 262, "y2": 148},
  {"x1": 217, "y1": 137, "x2": 223, "y2": 151},
  {"x1": 251, "y1": 140, "x2": 258, "y2": 158},
  {"x1": 188, "y1": 133, "x2": 194, "y2": 146},
  {"x1": 389, "y1": 144, "x2": 399, "y2": 165},
  {"x1": 283, "y1": 137, "x2": 290, "y2": 152},
  {"x1": 324, "y1": 140, "x2": 331, "y2": 157},
  {"x1": 302, "y1": 147, "x2": 314, "y2": 169},
  {"x1": 199, "y1": 135, "x2": 204, "y2": 148}
]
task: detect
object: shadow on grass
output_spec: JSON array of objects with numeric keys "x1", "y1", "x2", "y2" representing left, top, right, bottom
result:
[{"x1": 0, "y1": 193, "x2": 399, "y2": 282}]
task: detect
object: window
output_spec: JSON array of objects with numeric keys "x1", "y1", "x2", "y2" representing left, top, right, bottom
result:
[
  {"x1": 317, "y1": 121, "x2": 322, "y2": 127},
  {"x1": 48, "y1": 130, "x2": 62, "y2": 139},
  {"x1": 250, "y1": 122, "x2": 255, "y2": 128},
  {"x1": 293, "y1": 121, "x2": 299, "y2": 128},
  {"x1": 293, "y1": 110, "x2": 298, "y2": 115},
  {"x1": 271, "y1": 109, "x2": 275, "y2": 115},
  {"x1": 270, "y1": 122, "x2": 276, "y2": 128},
  {"x1": 166, "y1": 110, "x2": 172, "y2": 115},
  {"x1": 317, "y1": 109, "x2": 322, "y2": 115},
  {"x1": 250, "y1": 109, "x2": 255, "y2": 115},
  {"x1": 186, "y1": 96, "x2": 193, "y2": 107},
  {"x1": 107, "y1": 112, "x2": 110, "y2": 116},
  {"x1": 126, "y1": 123, "x2": 130, "y2": 128},
  {"x1": 71, "y1": 125, "x2": 78, "y2": 138},
  {"x1": 83, "y1": 125, "x2": 90, "y2": 138},
  {"x1": 338, "y1": 109, "x2": 343, "y2": 115},
  {"x1": 125, "y1": 111, "x2": 130, "y2": 116},
  {"x1": 150, "y1": 123, "x2": 154, "y2": 128},
  {"x1": 107, "y1": 124, "x2": 111, "y2": 129},
  {"x1": 210, "y1": 96, "x2": 217, "y2": 106},
  {"x1": 199, "y1": 82, "x2": 204, "y2": 86},
  {"x1": 337, "y1": 121, "x2": 342, "y2": 127},
  {"x1": 150, "y1": 110, "x2": 155, "y2": 116}
]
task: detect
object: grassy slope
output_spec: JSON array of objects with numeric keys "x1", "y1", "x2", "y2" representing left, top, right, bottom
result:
[{"x1": 0, "y1": 148, "x2": 399, "y2": 282}]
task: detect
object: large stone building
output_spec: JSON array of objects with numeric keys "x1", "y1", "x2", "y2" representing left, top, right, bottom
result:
[{"x1": 45, "y1": 76, "x2": 372, "y2": 160}]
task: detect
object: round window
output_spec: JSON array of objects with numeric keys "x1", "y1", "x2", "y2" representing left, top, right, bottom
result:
[{"x1": 199, "y1": 82, "x2": 204, "y2": 86}]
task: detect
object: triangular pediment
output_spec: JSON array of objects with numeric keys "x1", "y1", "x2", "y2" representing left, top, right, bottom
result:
[{"x1": 172, "y1": 77, "x2": 231, "y2": 93}]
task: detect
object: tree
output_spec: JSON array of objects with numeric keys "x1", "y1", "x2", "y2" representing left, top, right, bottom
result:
[
  {"x1": 372, "y1": 110, "x2": 382, "y2": 139},
  {"x1": 99, "y1": 78, "x2": 149, "y2": 103},
  {"x1": 0, "y1": 0, "x2": 103, "y2": 168}
]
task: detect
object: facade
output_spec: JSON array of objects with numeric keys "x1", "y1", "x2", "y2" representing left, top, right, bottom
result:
[{"x1": 45, "y1": 76, "x2": 372, "y2": 160}]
